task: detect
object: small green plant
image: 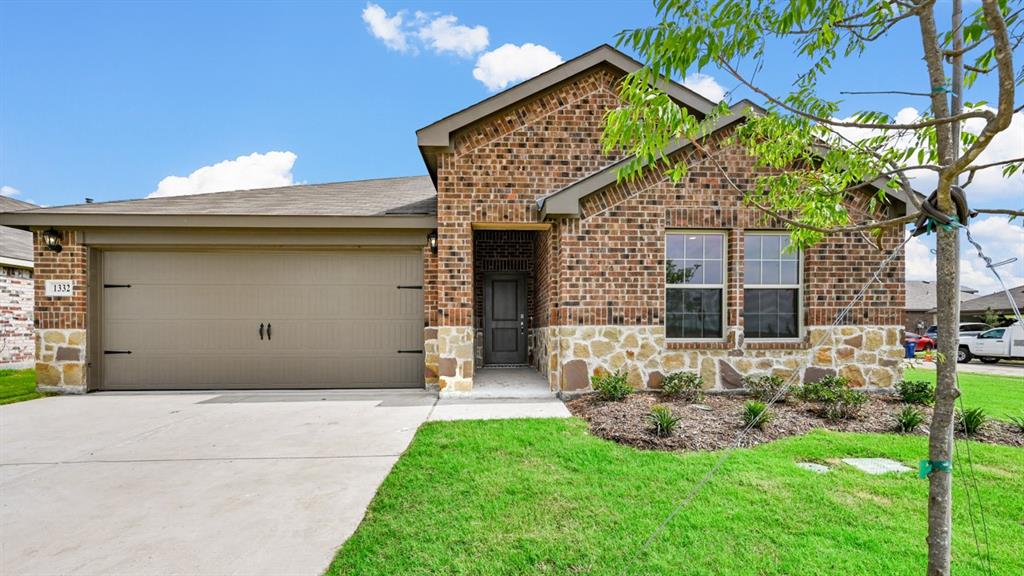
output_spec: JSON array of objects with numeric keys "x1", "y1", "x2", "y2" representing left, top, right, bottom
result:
[
  {"x1": 1008, "y1": 413, "x2": 1024, "y2": 433},
  {"x1": 661, "y1": 371, "x2": 705, "y2": 402},
  {"x1": 591, "y1": 370, "x2": 632, "y2": 401},
  {"x1": 895, "y1": 405, "x2": 924, "y2": 433},
  {"x1": 742, "y1": 374, "x2": 788, "y2": 402},
  {"x1": 647, "y1": 404, "x2": 682, "y2": 437},
  {"x1": 796, "y1": 375, "x2": 867, "y2": 421},
  {"x1": 956, "y1": 406, "x2": 988, "y2": 435},
  {"x1": 742, "y1": 401, "x2": 773, "y2": 430},
  {"x1": 895, "y1": 380, "x2": 935, "y2": 405}
]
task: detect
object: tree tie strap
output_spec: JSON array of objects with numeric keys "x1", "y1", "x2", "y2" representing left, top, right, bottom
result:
[
  {"x1": 912, "y1": 185, "x2": 974, "y2": 237},
  {"x1": 919, "y1": 459, "x2": 953, "y2": 479}
]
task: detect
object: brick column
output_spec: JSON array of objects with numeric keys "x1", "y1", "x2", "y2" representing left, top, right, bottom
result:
[
  {"x1": 435, "y1": 152, "x2": 475, "y2": 393},
  {"x1": 33, "y1": 230, "x2": 88, "y2": 393}
]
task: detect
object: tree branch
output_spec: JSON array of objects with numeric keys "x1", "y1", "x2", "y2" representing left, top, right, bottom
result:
[
  {"x1": 951, "y1": 0, "x2": 1018, "y2": 175},
  {"x1": 687, "y1": 137, "x2": 920, "y2": 235},
  {"x1": 715, "y1": 56, "x2": 994, "y2": 130},
  {"x1": 974, "y1": 207, "x2": 1024, "y2": 217}
]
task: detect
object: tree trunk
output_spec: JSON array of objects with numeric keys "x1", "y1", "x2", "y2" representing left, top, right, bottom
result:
[
  {"x1": 924, "y1": 1, "x2": 963, "y2": 574},
  {"x1": 928, "y1": 226, "x2": 960, "y2": 576}
]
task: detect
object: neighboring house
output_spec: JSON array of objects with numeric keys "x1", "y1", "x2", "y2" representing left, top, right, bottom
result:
[
  {"x1": 904, "y1": 280, "x2": 978, "y2": 333},
  {"x1": 958, "y1": 284, "x2": 1024, "y2": 324},
  {"x1": 0, "y1": 196, "x2": 37, "y2": 369},
  {"x1": 0, "y1": 45, "x2": 910, "y2": 395}
]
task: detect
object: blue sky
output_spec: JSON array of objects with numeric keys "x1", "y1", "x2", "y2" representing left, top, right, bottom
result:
[{"x1": 1, "y1": 1, "x2": 1021, "y2": 291}]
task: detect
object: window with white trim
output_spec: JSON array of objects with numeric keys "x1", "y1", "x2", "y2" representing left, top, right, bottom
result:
[
  {"x1": 666, "y1": 232, "x2": 725, "y2": 339},
  {"x1": 743, "y1": 233, "x2": 801, "y2": 339}
]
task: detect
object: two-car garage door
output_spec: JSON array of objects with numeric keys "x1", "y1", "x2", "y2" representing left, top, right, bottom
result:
[{"x1": 100, "y1": 250, "x2": 423, "y2": 390}]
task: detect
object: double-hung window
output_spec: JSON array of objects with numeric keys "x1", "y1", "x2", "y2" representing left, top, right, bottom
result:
[
  {"x1": 666, "y1": 232, "x2": 726, "y2": 339},
  {"x1": 743, "y1": 233, "x2": 801, "y2": 339}
]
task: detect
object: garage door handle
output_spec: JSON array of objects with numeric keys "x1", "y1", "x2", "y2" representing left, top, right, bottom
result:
[
  {"x1": 267, "y1": 323, "x2": 272, "y2": 340},
  {"x1": 259, "y1": 323, "x2": 264, "y2": 341}
]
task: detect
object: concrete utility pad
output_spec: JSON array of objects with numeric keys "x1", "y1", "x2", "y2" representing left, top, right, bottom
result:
[
  {"x1": 0, "y1": 390, "x2": 436, "y2": 576},
  {"x1": 842, "y1": 458, "x2": 914, "y2": 475},
  {"x1": 796, "y1": 462, "x2": 830, "y2": 474}
]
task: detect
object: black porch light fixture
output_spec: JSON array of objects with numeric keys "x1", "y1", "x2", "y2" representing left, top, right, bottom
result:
[
  {"x1": 427, "y1": 230, "x2": 438, "y2": 254},
  {"x1": 42, "y1": 228, "x2": 63, "y2": 253}
]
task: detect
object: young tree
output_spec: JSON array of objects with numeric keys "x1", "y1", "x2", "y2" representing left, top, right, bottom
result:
[{"x1": 603, "y1": 1, "x2": 1022, "y2": 574}]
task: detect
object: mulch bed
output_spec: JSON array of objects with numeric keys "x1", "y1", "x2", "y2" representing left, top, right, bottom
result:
[{"x1": 565, "y1": 392, "x2": 1024, "y2": 452}]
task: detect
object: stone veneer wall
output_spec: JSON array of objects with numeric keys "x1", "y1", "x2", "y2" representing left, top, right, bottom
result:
[
  {"x1": 436, "y1": 326, "x2": 474, "y2": 393},
  {"x1": 552, "y1": 325, "x2": 904, "y2": 393},
  {"x1": 35, "y1": 328, "x2": 87, "y2": 392},
  {"x1": 32, "y1": 230, "x2": 89, "y2": 393},
  {"x1": 1, "y1": 266, "x2": 34, "y2": 369}
]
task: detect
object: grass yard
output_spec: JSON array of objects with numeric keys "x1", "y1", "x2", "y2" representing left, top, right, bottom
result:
[
  {"x1": 904, "y1": 367, "x2": 1023, "y2": 421},
  {"x1": 328, "y1": 419, "x2": 1024, "y2": 575},
  {"x1": 0, "y1": 369, "x2": 45, "y2": 405}
]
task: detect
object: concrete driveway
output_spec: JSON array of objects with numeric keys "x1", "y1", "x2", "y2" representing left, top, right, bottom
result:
[{"x1": 0, "y1": 390, "x2": 438, "y2": 576}]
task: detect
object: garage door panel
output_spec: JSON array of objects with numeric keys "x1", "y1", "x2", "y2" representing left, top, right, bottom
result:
[{"x1": 101, "y1": 250, "x2": 424, "y2": 390}]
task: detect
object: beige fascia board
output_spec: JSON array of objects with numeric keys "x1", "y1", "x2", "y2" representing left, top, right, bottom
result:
[
  {"x1": 0, "y1": 213, "x2": 437, "y2": 230},
  {"x1": 79, "y1": 227, "x2": 432, "y2": 247},
  {"x1": 0, "y1": 256, "x2": 33, "y2": 269}
]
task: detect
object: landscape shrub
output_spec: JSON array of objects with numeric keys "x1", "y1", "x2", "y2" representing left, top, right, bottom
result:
[
  {"x1": 647, "y1": 405, "x2": 682, "y2": 437},
  {"x1": 895, "y1": 405, "x2": 924, "y2": 433},
  {"x1": 591, "y1": 370, "x2": 632, "y2": 401},
  {"x1": 1008, "y1": 413, "x2": 1024, "y2": 433},
  {"x1": 796, "y1": 375, "x2": 868, "y2": 421},
  {"x1": 742, "y1": 374, "x2": 788, "y2": 402},
  {"x1": 661, "y1": 371, "x2": 705, "y2": 402},
  {"x1": 742, "y1": 401, "x2": 773, "y2": 430},
  {"x1": 895, "y1": 380, "x2": 935, "y2": 405},
  {"x1": 956, "y1": 406, "x2": 988, "y2": 435}
]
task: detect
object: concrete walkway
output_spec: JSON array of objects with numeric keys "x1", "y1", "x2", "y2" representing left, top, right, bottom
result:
[
  {"x1": 0, "y1": 389, "x2": 570, "y2": 576},
  {"x1": 908, "y1": 359, "x2": 1024, "y2": 378}
]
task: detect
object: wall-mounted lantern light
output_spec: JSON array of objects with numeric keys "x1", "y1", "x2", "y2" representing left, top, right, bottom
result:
[
  {"x1": 42, "y1": 228, "x2": 63, "y2": 253},
  {"x1": 427, "y1": 230, "x2": 438, "y2": 255}
]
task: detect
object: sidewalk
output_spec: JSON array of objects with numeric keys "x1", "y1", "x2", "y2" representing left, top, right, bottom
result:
[{"x1": 908, "y1": 359, "x2": 1024, "y2": 378}]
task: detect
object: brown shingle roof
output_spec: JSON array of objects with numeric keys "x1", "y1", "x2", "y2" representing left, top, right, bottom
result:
[
  {"x1": 905, "y1": 280, "x2": 977, "y2": 311},
  {"x1": 959, "y1": 285, "x2": 1024, "y2": 313},
  {"x1": 11, "y1": 176, "x2": 436, "y2": 217}
]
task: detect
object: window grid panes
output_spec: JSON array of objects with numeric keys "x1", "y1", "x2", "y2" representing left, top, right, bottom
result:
[
  {"x1": 744, "y1": 234, "x2": 800, "y2": 339},
  {"x1": 666, "y1": 232, "x2": 725, "y2": 339}
]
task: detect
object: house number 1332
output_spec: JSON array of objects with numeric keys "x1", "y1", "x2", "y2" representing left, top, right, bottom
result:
[{"x1": 45, "y1": 280, "x2": 74, "y2": 297}]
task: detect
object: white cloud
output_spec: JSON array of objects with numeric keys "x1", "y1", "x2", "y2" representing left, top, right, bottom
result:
[
  {"x1": 361, "y1": 5, "x2": 489, "y2": 58},
  {"x1": 682, "y1": 73, "x2": 726, "y2": 103},
  {"x1": 417, "y1": 14, "x2": 488, "y2": 58},
  {"x1": 903, "y1": 217, "x2": 1024, "y2": 295},
  {"x1": 149, "y1": 151, "x2": 297, "y2": 198},
  {"x1": 832, "y1": 106, "x2": 1023, "y2": 203},
  {"x1": 473, "y1": 43, "x2": 563, "y2": 91},
  {"x1": 362, "y1": 3, "x2": 408, "y2": 52},
  {"x1": 1, "y1": 185, "x2": 21, "y2": 197}
]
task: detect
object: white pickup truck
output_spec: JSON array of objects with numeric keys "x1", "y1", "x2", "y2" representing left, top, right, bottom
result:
[{"x1": 957, "y1": 322, "x2": 1024, "y2": 363}]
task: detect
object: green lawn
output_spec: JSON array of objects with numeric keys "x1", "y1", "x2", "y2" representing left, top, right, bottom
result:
[
  {"x1": 0, "y1": 369, "x2": 45, "y2": 405},
  {"x1": 328, "y1": 419, "x2": 1023, "y2": 575},
  {"x1": 904, "y1": 367, "x2": 1023, "y2": 421}
]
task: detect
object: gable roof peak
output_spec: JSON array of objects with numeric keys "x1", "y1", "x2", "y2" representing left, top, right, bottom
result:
[{"x1": 416, "y1": 44, "x2": 718, "y2": 182}]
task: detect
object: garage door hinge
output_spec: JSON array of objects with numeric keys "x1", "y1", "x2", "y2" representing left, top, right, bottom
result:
[
  {"x1": 396, "y1": 285, "x2": 423, "y2": 290},
  {"x1": 104, "y1": 350, "x2": 132, "y2": 355},
  {"x1": 103, "y1": 284, "x2": 132, "y2": 288},
  {"x1": 397, "y1": 350, "x2": 424, "y2": 354}
]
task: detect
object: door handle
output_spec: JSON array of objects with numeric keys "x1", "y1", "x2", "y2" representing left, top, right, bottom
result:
[
  {"x1": 259, "y1": 323, "x2": 264, "y2": 341},
  {"x1": 267, "y1": 323, "x2": 272, "y2": 340}
]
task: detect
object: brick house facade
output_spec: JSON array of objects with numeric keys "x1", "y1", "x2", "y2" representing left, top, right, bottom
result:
[
  {"x1": 3, "y1": 45, "x2": 906, "y2": 394},
  {"x1": 420, "y1": 47, "x2": 905, "y2": 394}
]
